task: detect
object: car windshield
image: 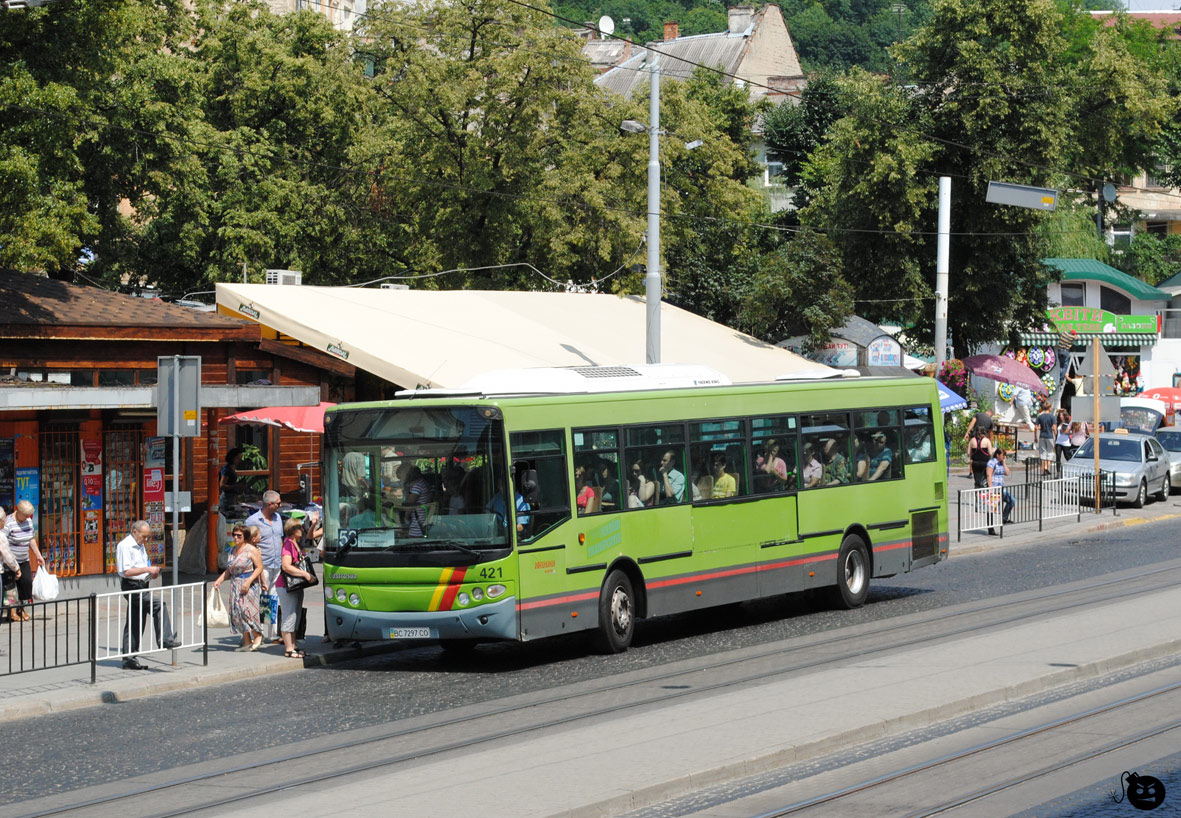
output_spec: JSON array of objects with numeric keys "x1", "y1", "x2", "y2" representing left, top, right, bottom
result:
[
  {"x1": 1071, "y1": 437, "x2": 1142, "y2": 463},
  {"x1": 1156, "y1": 431, "x2": 1181, "y2": 452},
  {"x1": 322, "y1": 405, "x2": 511, "y2": 558}
]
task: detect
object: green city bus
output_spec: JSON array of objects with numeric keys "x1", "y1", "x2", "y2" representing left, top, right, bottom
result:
[{"x1": 320, "y1": 367, "x2": 948, "y2": 652}]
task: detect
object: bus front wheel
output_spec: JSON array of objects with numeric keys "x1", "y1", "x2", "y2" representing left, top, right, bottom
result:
[
  {"x1": 594, "y1": 570, "x2": 635, "y2": 653},
  {"x1": 831, "y1": 534, "x2": 870, "y2": 609}
]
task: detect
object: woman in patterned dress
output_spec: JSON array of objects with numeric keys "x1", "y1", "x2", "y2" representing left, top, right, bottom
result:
[{"x1": 211, "y1": 523, "x2": 264, "y2": 651}]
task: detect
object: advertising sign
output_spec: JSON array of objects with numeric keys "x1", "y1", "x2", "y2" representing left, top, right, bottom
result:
[
  {"x1": 14, "y1": 467, "x2": 38, "y2": 511},
  {"x1": 0, "y1": 438, "x2": 13, "y2": 513},
  {"x1": 80, "y1": 437, "x2": 103, "y2": 546},
  {"x1": 143, "y1": 437, "x2": 166, "y2": 564},
  {"x1": 867, "y1": 337, "x2": 902, "y2": 367}
]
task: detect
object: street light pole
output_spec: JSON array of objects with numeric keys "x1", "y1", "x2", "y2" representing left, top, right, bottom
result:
[{"x1": 645, "y1": 56, "x2": 661, "y2": 364}]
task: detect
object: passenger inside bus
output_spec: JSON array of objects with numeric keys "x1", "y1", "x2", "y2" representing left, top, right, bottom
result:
[
  {"x1": 710, "y1": 452, "x2": 737, "y2": 498},
  {"x1": 852, "y1": 436, "x2": 870, "y2": 482},
  {"x1": 801, "y1": 442, "x2": 823, "y2": 489},
  {"x1": 629, "y1": 457, "x2": 657, "y2": 506},
  {"x1": 596, "y1": 459, "x2": 619, "y2": 508},
  {"x1": 486, "y1": 471, "x2": 530, "y2": 533},
  {"x1": 575, "y1": 463, "x2": 595, "y2": 514},
  {"x1": 754, "y1": 438, "x2": 790, "y2": 493},
  {"x1": 823, "y1": 438, "x2": 850, "y2": 485},
  {"x1": 442, "y1": 467, "x2": 466, "y2": 515},
  {"x1": 399, "y1": 463, "x2": 436, "y2": 536},
  {"x1": 657, "y1": 448, "x2": 686, "y2": 503},
  {"x1": 867, "y1": 432, "x2": 894, "y2": 481}
]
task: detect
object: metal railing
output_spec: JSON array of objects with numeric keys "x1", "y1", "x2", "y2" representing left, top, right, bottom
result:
[
  {"x1": 94, "y1": 582, "x2": 207, "y2": 681},
  {"x1": 1, "y1": 582, "x2": 208, "y2": 683},
  {"x1": 958, "y1": 476, "x2": 1087, "y2": 540},
  {"x1": 2, "y1": 596, "x2": 94, "y2": 677}
]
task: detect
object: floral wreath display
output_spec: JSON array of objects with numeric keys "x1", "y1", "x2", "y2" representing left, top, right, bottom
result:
[
  {"x1": 1041, "y1": 373, "x2": 1057, "y2": 393},
  {"x1": 998, "y1": 383, "x2": 1016, "y2": 402},
  {"x1": 1001, "y1": 345, "x2": 1057, "y2": 373}
]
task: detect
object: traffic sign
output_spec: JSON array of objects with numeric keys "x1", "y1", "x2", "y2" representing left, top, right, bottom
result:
[{"x1": 986, "y1": 181, "x2": 1058, "y2": 211}]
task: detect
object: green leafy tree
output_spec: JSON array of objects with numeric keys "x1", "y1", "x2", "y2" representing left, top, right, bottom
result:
[
  {"x1": 738, "y1": 230, "x2": 854, "y2": 347},
  {"x1": 1111, "y1": 232, "x2": 1181, "y2": 286},
  {"x1": 0, "y1": 0, "x2": 198, "y2": 278},
  {"x1": 800, "y1": 0, "x2": 1174, "y2": 355}
]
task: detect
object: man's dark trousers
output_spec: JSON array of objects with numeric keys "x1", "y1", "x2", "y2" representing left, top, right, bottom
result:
[{"x1": 120, "y1": 577, "x2": 175, "y2": 654}]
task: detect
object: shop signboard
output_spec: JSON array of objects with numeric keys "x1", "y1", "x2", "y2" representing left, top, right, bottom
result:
[
  {"x1": 867, "y1": 337, "x2": 902, "y2": 367},
  {"x1": 780, "y1": 336, "x2": 858, "y2": 367},
  {"x1": 1046, "y1": 308, "x2": 1158, "y2": 335}
]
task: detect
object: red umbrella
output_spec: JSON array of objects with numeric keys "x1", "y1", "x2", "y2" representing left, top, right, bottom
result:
[
  {"x1": 961, "y1": 354, "x2": 1048, "y2": 395},
  {"x1": 219, "y1": 402, "x2": 336, "y2": 433},
  {"x1": 1138, "y1": 387, "x2": 1181, "y2": 408}
]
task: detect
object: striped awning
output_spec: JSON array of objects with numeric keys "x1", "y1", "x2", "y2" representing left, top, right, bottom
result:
[{"x1": 1019, "y1": 331, "x2": 1156, "y2": 347}]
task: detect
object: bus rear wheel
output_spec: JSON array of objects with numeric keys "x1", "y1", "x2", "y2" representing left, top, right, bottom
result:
[
  {"x1": 831, "y1": 534, "x2": 870, "y2": 609},
  {"x1": 593, "y1": 569, "x2": 635, "y2": 653}
]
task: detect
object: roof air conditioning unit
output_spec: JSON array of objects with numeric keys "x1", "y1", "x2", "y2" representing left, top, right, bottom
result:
[
  {"x1": 265, "y1": 269, "x2": 302, "y2": 286},
  {"x1": 380, "y1": 283, "x2": 409, "y2": 290}
]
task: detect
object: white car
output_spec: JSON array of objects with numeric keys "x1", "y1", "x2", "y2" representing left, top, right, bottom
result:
[
  {"x1": 1063, "y1": 432, "x2": 1172, "y2": 508},
  {"x1": 1153, "y1": 429, "x2": 1181, "y2": 491}
]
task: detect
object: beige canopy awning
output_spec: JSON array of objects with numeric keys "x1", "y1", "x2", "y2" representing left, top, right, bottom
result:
[{"x1": 215, "y1": 284, "x2": 832, "y2": 388}]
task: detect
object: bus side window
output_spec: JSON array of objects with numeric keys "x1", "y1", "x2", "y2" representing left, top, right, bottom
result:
[
  {"x1": 750, "y1": 415, "x2": 796, "y2": 494},
  {"x1": 689, "y1": 418, "x2": 746, "y2": 502},
  {"x1": 573, "y1": 428, "x2": 622, "y2": 514},
  {"x1": 904, "y1": 407, "x2": 936, "y2": 464},
  {"x1": 624, "y1": 424, "x2": 688, "y2": 506},
  {"x1": 510, "y1": 430, "x2": 570, "y2": 542}
]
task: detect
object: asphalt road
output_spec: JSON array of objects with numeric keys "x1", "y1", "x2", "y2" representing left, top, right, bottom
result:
[{"x1": 4, "y1": 519, "x2": 1180, "y2": 807}]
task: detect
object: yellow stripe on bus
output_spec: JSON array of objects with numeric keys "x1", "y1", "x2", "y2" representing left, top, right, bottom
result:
[{"x1": 428, "y1": 568, "x2": 454, "y2": 612}]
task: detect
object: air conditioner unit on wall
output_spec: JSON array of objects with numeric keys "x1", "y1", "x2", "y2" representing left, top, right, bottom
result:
[{"x1": 265, "y1": 269, "x2": 302, "y2": 286}]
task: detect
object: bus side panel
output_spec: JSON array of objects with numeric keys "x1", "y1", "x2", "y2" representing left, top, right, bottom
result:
[
  {"x1": 517, "y1": 520, "x2": 598, "y2": 641},
  {"x1": 640, "y1": 501, "x2": 766, "y2": 617}
]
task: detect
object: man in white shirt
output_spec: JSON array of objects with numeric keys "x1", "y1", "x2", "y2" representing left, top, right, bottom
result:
[{"x1": 117, "y1": 520, "x2": 179, "y2": 670}]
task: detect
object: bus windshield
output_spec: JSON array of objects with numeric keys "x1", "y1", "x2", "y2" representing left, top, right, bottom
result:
[{"x1": 322, "y1": 405, "x2": 511, "y2": 556}]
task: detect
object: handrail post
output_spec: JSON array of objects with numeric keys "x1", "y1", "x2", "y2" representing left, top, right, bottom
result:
[
  {"x1": 202, "y1": 581, "x2": 209, "y2": 667},
  {"x1": 1037, "y1": 480, "x2": 1043, "y2": 532},
  {"x1": 89, "y1": 593, "x2": 97, "y2": 685},
  {"x1": 957, "y1": 489, "x2": 963, "y2": 541}
]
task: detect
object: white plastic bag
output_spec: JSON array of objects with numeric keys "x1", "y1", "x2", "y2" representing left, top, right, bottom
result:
[
  {"x1": 32, "y1": 569, "x2": 59, "y2": 601},
  {"x1": 200, "y1": 587, "x2": 230, "y2": 629}
]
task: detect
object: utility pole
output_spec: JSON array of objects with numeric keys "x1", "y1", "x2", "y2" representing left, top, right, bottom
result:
[
  {"x1": 645, "y1": 56, "x2": 662, "y2": 364},
  {"x1": 934, "y1": 177, "x2": 950, "y2": 372}
]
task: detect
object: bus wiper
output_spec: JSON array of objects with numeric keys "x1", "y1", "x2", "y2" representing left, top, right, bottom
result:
[{"x1": 429, "y1": 539, "x2": 481, "y2": 557}]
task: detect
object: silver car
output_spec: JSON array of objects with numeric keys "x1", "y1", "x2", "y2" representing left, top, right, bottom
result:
[
  {"x1": 1153, "y1": 429, "x2": 1181, "y2": 491},
  {"x1": 1063, "y1": 432, "x2": 1172, "y2": 508}
]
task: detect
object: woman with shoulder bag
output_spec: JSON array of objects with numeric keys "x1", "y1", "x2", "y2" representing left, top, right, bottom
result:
[
  {"x1": 277, "y1": 519, "x2": 314, "y2": 659},
  {"x1": 211, "y1": 524, "x2": 265, "y2": 651}
]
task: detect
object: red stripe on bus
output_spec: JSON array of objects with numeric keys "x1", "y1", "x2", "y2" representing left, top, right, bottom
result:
[
  {"x1": 438, "y1": 567, "x2": 468, "y2": 611},
  {"x1": 875, "y1": 540, "x2": 911, "y2": 552},
  {"x1": 518, "y1": 590, "x2": 598, "y2": 611},
  {"x1": 649, "y1": 551, "x2": 838, "y2": 589}
]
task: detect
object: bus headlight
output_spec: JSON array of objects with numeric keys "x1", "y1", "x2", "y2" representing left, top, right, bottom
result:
[
  {"x1": 349, "y1": 593, "x2": 361, "y2": 606},
  {"x1": 456, "y1": 592, "x2": 470, "y2": 607},
  {"x1": 487, "y1": 584, "x2": 506, "y2": 599},
  {"x1": 471, "y1": 587, "x2": 484, "y2": 601},
  {"x1": 325, "y1": 586, "x2": 334, "y2": 600},
  {"x1": 336, "y1": 588, "x2": 347, "y2": 602}
]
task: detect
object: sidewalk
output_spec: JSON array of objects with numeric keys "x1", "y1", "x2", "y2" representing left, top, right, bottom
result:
[
  {"x1": 947, "y1": 454, "x2": 1181, "y2": 555},
  {"x1": 3, "y1": 481, "x2": 1177, "y2": 724},
  {"x1": 0, "y1": 586, "x2": 403, "y2": 723}
]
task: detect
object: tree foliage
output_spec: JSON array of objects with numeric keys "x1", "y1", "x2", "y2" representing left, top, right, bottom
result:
[{"x1": 793, "y1": 0, "x2": 1175, "y2": 354}]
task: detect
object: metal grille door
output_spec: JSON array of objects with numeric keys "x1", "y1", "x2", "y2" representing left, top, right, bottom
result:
[{"x1": 40, "y1": 430, "x2": 80, "y2": 577}]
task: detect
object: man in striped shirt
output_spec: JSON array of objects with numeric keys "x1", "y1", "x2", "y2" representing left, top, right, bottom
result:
[{"x1": 4, "y1": 501, "x2": 44, "y2": 621}]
